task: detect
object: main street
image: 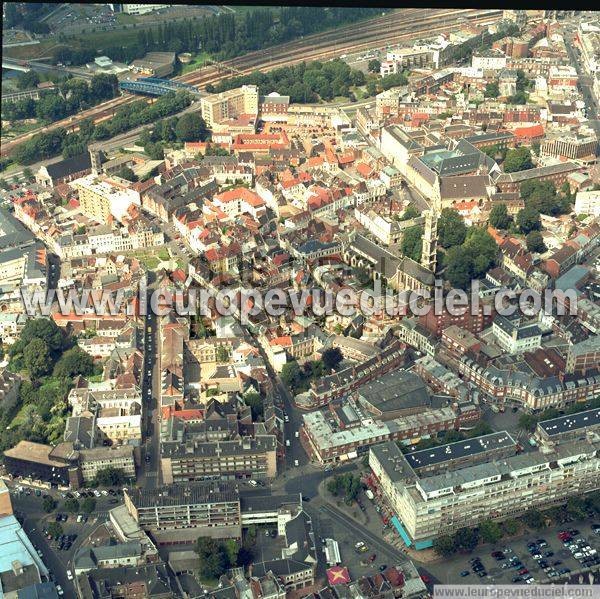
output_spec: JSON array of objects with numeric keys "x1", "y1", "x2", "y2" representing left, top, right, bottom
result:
[
  {"x1": 563, "y1": 26, "x2": 600, "y2": 137},
  {"x1": 138, "y1": 270, "x2": 162, "y2": 491}
]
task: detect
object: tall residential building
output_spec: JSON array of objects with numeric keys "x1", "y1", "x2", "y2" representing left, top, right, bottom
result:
[
  {"x1": 71, "y1": 174, "x2": 141, "y2": 224},
  {"x1": 369, "y1": 437, "x2": 600, "y2": 549},
  {"x1": 200, "y1": 85, "x2": 259, "y2": 129},
  {"x1": 124, "y1": 481, "x2": 242, "y2": 544}
]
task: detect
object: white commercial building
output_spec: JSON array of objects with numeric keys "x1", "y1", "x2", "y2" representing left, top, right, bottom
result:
[{"x1": 574, "y1": 190, "x2": 600, "y2": 217}]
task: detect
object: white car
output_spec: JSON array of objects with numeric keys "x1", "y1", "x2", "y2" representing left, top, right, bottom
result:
[
  {"x1": 93, "y1": 490, "x2": 101, "y2": 497},
  {"x1": 294, "y1": 459, "x2": 299, "y2": 466},
  {"x1": 56, "y1": 585, "x2": 64, "y2": 596},
  {"x1": 285, "y1": 439, "x2": 290, "y2": 447},
  {"x1": 101, "y1": 489, "x2": 108, "y2": 496},
  {"x1": 66, "y1": 570, "x2": 73, "y2": 581},
  {"x1": 295, "y1": 431, "x2": 299, "y2": 438}
]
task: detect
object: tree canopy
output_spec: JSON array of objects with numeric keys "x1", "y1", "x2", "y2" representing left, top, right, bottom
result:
[
  {"x1": 438, "y1": 208, "x2": 467, "y2": 249},
  {"x1": 503, "y1": 147, "x2": 533, "y2": 173},
  {"x1": 489, "y1": 203, "x2": 512, "y2": 230},
  {"x1": 401, "y1": 225, "x2": 423, "y2": 262},
  {"x1": 526, "y1": 231, "x2": 547, "y2": 253}
]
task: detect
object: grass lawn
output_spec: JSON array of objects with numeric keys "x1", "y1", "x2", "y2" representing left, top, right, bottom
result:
[
  {"x1": 133, "y1": 253, "x2": 161, "y2": 270},
  {"x1": 10, "y1": 404, "x2": 35, "y2": 428},
  {"x1": 180, "y1": 52, "x2": 213, "y2": 74},
  {"x1": 115, "y1": 12, "x2": 137, "y2": 25},
  {"x1": 157, "y1": 248, "x2": 171, "y2": 261}
]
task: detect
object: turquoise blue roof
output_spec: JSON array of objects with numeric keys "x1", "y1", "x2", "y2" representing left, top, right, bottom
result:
[{"x1": 0, "y1": 514, "x2": 48, "y2": 576}]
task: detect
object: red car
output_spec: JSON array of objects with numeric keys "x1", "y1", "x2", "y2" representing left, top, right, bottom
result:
[
  {"x1": 368, "y1": 554, "x2": 377, "y2": 563},
  {"x1": 518, "y1": 568, "x2": 529, "y2": 575}
]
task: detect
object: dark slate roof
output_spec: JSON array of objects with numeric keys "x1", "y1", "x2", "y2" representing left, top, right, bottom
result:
[
  {"x1": 358, "y1": 370, "x2": 430, "y2": 414},
  {"x1": 537, "y1": 407, "x2": 600, "y2": 438},
  {"x1": 44, "y1": 153, "x2": 91, "y2": 180},
  {"x1": 439, "y1": 174, "x2": 488, "y2": 199},
  {"x1": 404, "y1": 431, "x2": 516, "y2": 470}
]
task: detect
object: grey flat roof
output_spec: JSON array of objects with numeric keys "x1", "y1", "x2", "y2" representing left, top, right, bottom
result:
[
  {"x1": 404, "y1": 431, "x2": 517, "y2": 470},
  {"x1": 127, "y1": 481, "x2": 239, "y2": 508},
  {"x1": 240, "y1": 493, "x2": 302, "y2": 513},
  {"x1": 538, "y1": 407, "x2": 600, "y2": 437}
]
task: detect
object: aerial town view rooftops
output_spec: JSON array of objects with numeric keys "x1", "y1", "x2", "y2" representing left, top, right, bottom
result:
[{"x1": 1, "y1": 3, "x2": 600, "y2": 597}]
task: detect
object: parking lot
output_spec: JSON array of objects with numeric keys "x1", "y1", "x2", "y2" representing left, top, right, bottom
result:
[{"x1": 426, "y1": 520, "x2": 600, "y2": 585}]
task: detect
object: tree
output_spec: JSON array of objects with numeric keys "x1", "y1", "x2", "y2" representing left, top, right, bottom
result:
[
  {"x1": 64, "y1": 498, "x2": 80, "y2": 513},
  {"x1": 516, "y1": 206, "x2": 541, "y2": 234},
  {"x1": 484, "y1": 81, "x2": 499, "y2": 98},
  {"x1": 195, "y1": 537, "x2": 230, "y2": 579},
  {"x1": 453, "y1": 527, "x2": 479, "y2": 553},
  {"x1": 479, "y1": 519, "x2": 503, "y2": 544},
  {"x1": 463, "y1": 227, "x2": 497, "y2": 278},
  {"x1": 81, "y1": 497, "x2": 97, "y2": 514},
  {"x1": 175, "y1": 112, "x2": 208, "y2": 142},
  {"x1": 243, "y1": 392, "x2": 263, "y2": 420},
  {"x1": 526, "y1": 231, "x2": 546, "y2": 253},
  {"x1": 116, "y1": 166, "x2": 137, "y2": 182},
  {"x1": 17, "y1": 71, "x2": 41, "y2": 91},
  {"x1": 47, "y1": 522, "x2": 63, "y2": 539},
  {"x1": 367, "y1": 59, "x2": 381, "y2": 73},
  {"x1": 281, "y1": 360, "x2": 302, "y2": 388},
  {"x1": 42, "y1": 496, "x2": 57, "y2": 513},
  {"x1": 322, "y1": 347, "x2": 343, "y2": 370},
  {"x1": 503, "y1": 519, "x2": 520, "y2": 536},
  {"x1": 95, "y1": 467, "x2": 126, "y2": 487},
  {"x1": 503, "y1": 147, "x2": 533, "y2": 173},
  {"x1": 53, "y1": 346, "x2": 94, "y2": 379},
  {"x1": 215, "y1": 345, "x2": 230, "y2": 363},
  {"x1": 444, "y1": 246, "x2": 474, "y2": 291},
  {"x1": 399, "y1": 205, "x2": 419, "y2": 221},
  {"x1": 522, "y1": 509, "x2": 545, "y2": 530},
  {"x1": 24, "y1": 338, "x2": 52, "y2": 379},
  {"x1": 489, "y1": 204, "x2": 511, "y2": 229},
  {"x1": 518, "y1": 413, "x2": 538, "y2": 432},
  {"x1": 22, "y1": 168, "x2": 34, "y2": 182},
  {"x1": 400, "y1": 225, "x2": 423, "y2": 262},
  {"x1": 438, "y1": 208, "x2": 467, "y2": 248},
  {"x1": 433, "y1": 535, "x2": 456, "y2": 557}
]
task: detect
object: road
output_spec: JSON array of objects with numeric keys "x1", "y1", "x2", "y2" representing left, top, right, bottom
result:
[
  {"x1": 10, "y1": 486, "x2": 122, "y2": 596},
  {"x1": 563, "y1": 27, "x2": 600, "y2": 137},
  {"x1": 138, "y1": 270, "x2": 162, "y2": 491}
]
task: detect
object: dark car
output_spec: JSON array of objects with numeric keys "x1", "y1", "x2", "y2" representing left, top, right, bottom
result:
[
  {"x1": 63, "y1": 542, "x2": 72, "y2": 551},
  {"x1": 477, "y1": 571, "x2": 487, "y2": 578},
  {"x1": 302, "y1": 496, "x2": 311, "y2": 502},
  {"x1": 544, "y1": 551, "x2": 554, "y2": 558},
  {"x1": 553, "y1": 561, "x2": 562, "y2": 566},
  {"x1": 539, "y1": 560, "x2": 548, "y2": 568},
  {"x1": 460, "y1": 571, "x2": 470, "y2": 577},
  {"x1": 568, "y1": 529, "x2": 579, "y2": 536},
  {"x1": 558, "y1": 568, "x2": 571, "y2": 575},
  {"x1": 512, "y1": 576, "x2": 522, "y2": 583},
  {"x1": 379, "y1": 565, "x2": 387, "y2": 572},
  {"x1": 473, "y1": 565, "x2": 484, "y2": 572}
]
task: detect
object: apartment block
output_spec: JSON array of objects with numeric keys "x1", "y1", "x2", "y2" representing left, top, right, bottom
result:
[
  {"x1": 200, "y1": 85, "x2": 259, "y2": 129},
  {"x1": 124, "y1": 482, "x2": 242, "y2": 544},
  {"x1": 161, "y1": 436, "x2": 277, "y2": 484},
  {"x1": 535, "y1": 408, "x2": 600, "y2": 448},
  {"x1": 71, "y1": 174, "x2": 141, "y2": 224},
  {"x1": 369, "y1": 437, "x2": 600, "y2": 548}
]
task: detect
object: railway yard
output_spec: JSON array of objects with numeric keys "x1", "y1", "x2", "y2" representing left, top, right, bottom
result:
[{"x1": 1, "y1": 8, "x2": 501, "y2": 158}]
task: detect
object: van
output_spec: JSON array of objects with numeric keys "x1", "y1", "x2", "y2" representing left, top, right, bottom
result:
[
  {"x1": 285, "y1": 439, "x2": 290, "y2": 447},
  {"x1": 248, "y1": 480, "x2": 258, "y2": 487}
]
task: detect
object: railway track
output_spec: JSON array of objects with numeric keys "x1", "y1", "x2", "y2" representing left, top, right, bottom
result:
[{"x1": 1, "y1": 8, "x2": 501, "y2": 157}]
